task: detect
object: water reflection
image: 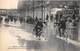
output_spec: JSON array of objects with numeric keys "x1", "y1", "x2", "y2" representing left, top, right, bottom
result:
[{"x1": 26, "y1": 40, "x2": 42, "y2": 50}]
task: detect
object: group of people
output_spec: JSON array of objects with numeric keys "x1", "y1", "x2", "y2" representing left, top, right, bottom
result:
[
  {"x1": 33, "y1": 18, "x2": 47, "y2": 40},
  {"x1": 0, "y1": 17, "x2": 3, "y2": 24},
  {"x1": 33, "y1": 14, "x2": 54, "y2": 40},
  {"x1": 54, "y1": 13, "x2": 80, "y2": 37},
  {"x1": 0, "y1": 16, "x2": 25, "y2": 24}
]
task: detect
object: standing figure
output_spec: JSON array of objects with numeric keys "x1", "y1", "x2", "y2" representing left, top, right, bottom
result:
[
  {"x1": 58, "y1": 18, "x2": 66, "y2": 37},
  {"x1": 5, "y1": 18, "x2": 9, "y2": 23},
  {"x1": 0, "y1": 17, "x2": 3, "y2": 24},
  {"x1": 35, "y1": 17, "x2": 38, "y2": 23},
  {"x1": 14, "y1": 17, "x2": 17, "y2": 23},
  {"x1": 33, "y1": 19, "x2": 43, "y2": 40}
]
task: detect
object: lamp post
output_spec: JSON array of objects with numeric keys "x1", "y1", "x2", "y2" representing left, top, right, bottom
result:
[{"x1": 32, "y1": 0, "x2": 34, "y2": 19}]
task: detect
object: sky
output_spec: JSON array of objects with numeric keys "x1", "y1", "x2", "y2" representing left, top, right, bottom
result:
[{"x1": 0, "y1": 0, "x2": 19, "y2": 9}]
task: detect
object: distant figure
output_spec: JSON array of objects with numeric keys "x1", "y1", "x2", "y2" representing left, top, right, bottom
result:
[
  {"x1": 14, "y1": 18, "x2": 17, "y2": 23},
  {"x1": 5, "y1": 18, "x2": 9, "y2": 23},
  {"x1": 8, "y1": 16, "x2": 14, "y2": 22},
  {"x1": 55, "y1": 14, "x2": 59, "y2": 22},
  {"x1": 46, "y1": 14, "x2": 49, "y2": 21},
  {"x1": 45, "y1": 15, "x2": 49, "y2": 25},
  {"x1": 35, "y1": 17, "x2": 38, "y2": 24},
  {"x1": 11, "y1": 17, "x2": 14, "y2": 22},
  {"x1": 72, "y1": 14, "x2": 76, "y2": 20},
  {"x1": 19, "y1": 17, "x2": 24, "y2": 24},
  {"x1": 0, "y1": 17, "x2": 3, "y2": 24}
]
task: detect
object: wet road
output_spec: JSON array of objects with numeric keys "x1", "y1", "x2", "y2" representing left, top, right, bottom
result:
[{"x1": 0, "y1": 23, "x2": 80, "y2": 51}]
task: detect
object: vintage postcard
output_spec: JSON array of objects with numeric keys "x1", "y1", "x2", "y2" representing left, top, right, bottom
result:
[{"x1": 0, "y1": 0, "x2": 80, "y2": 51}]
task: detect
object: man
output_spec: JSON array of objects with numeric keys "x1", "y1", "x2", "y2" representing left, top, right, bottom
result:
[
  {"x1": 59, "y1": 18, "x2": 66, "y2": 37},
  {"x1": 33, "y1": 18, "x2": 43, "y2": 40}
]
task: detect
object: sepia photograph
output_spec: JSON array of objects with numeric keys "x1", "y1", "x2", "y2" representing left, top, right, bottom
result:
[{"x1": 0, "y1": 0, "x2": 80, "y2": 51}]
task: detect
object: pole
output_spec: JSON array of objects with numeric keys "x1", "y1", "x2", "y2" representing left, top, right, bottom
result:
[
  {"x1": 33, "y1": 0, "x2": 34, "y2": 19},
  {"x1": 41, "y1": 0, "x2": 44, "y2": 21}
]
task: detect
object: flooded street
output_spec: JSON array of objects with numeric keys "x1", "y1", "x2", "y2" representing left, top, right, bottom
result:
[
  {"x1": 0, "y1": 22, "x2": 80, "y2": 51},
  {"x1": 0, "y1": 0, "x2": 80, "y2": 51}
]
